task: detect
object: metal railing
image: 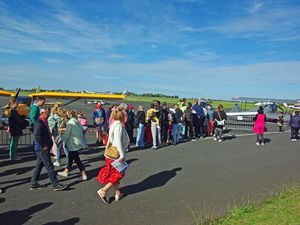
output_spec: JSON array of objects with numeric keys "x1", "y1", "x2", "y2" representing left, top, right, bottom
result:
[
  {"x1": 0, "y1": 128, "x2": 33, "y2": 145},
  {"x1": 226, "y1": 112, "x2": 257, "y2": 130}
]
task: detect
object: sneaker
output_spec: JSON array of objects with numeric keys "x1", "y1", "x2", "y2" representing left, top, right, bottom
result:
[
  {"x1": 97, "y1": 189, "x2": 108, "y2": 204},
  {"x1": 292, "y1": 139, "x2": 297, "y2": 142},
  {"x1": 81, "y1": 174, "x2": 88, "y2": 181},
  {"x1": 53, "y1": 184, "x2": 68, "y2": 191},
  {"x1": 218, "y1": 139, "x2": 223, "y2": 142},
  {"x1": 256, "y1": 142, "x2": 260, "y2": 146},
  {"x1": 261, "y1": 142, "x2": 265, "y2": 146},
  {"x1": 214, "y1": 137, "x2": 217, "y2": 141},
  {"x1": 53, "y1": 161, "x2": 61, "y2": 167},
  {"x1": 0, "y1": 188, "x2": 3, "y2": 194},
  {"x1": 115, "y1": 193, "x2": 123, "y2": 202},
  {"x1": 30, "y1": 184, "x2": 47, "y2": 191},
  {"x1": 58, "y1": 171, "x2": 68, "y2": 177},
  {"x1": 199, "y1": 137, "x2": 204, "y2": 140},
  {"x1": 151, "y1": 146, "x2": 158, "y2": 149},
  {"x1": 191, "y1": 139, "x2": 197, "y2": 142}
]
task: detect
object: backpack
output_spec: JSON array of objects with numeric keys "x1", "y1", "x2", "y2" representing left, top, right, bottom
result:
[{"x1": 94, "y1": 109, "x2": 105, "y2": 126}]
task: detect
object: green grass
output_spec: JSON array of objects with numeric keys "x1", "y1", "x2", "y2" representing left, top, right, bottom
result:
[
  {"x1": 125, "y1": 96, "x2": 257, "y2": 110},
  {"x1": 209, "y1": 101, "x2": 256, "y2": 110},
  {"x1": 125, "y1": 95, "x2": 183, "y2": 105},
  {"x1": 193, "y1": 186, "x2": 300, "y2": 225}
]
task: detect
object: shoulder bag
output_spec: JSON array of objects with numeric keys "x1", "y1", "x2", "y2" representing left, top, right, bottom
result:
[{"x1": 104, "y1": 128, "x2": 120, "y2": 159}]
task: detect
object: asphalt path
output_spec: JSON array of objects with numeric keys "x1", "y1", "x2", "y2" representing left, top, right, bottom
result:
[{"x1": 1, "y1": 129, "x2": 300, "y2": 225}]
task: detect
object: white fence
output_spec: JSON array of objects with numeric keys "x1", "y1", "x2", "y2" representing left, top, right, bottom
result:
[{"x1": 226, "y1": 112, "x2": 257, "y2": 130}]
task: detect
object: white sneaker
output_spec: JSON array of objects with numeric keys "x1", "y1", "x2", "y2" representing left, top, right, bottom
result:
[
  {"x1": 81, "y1": 174, "x2": 87, "y2": 181},
  {"x1": 214, "y1": 137, "x2": 217, "y2": 141},
  {"x1": 256, "y1": 142, "x2": 260, "y2": 146},
  {"x1": 292, "y1": 139, "x2": 297, "y2": 142},
  {"x1": 218, "y1": 139, "x2": 222, "y2": 142},
  {"x1": 58, "y1": 171, "x2": 68, "y2": 177},
  {"x1": 261, "y1": 142, "x2": 265, "y2": 146},
  {"x1": 53, "y1": 161, "x2": 61, "y2": 167},
  {"x1": 191, "y1": 139, "x2": 197, "y2": 142}
]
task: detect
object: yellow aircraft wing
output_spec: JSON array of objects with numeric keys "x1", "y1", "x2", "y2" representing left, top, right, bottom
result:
[
  {"x1": 28, "y1": 92, "x2": 125, "y2": 100},
  {"x1": 0, "y1": 90, "x2": 16, "y2": 97}
]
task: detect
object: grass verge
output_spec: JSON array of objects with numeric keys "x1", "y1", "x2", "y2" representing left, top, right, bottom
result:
[{"x1": 193, "y1": 186, "x2": 300, "y2": 225}]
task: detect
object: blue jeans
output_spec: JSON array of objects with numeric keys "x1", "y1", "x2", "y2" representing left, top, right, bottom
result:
[
  {"x1": 31, "y1": 148, "x2": 59, "y2": 187},
  {"x1": 56, "y1": 141, "x2": 69, "y2": 161},
  {"x1": 136, "y1": 123, "x2": 145, "y2": 147},
  {"x1": 173, "y1": 123, "x2": 181, "y2": 144}
]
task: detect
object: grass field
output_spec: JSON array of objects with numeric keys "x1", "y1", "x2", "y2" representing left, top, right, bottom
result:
[
  {"x1": 125, "y1": 95, "x2": 257, "y2": 110},
  {"x1": 193, "y1": 186, "x2": 300, "y2": 225}
]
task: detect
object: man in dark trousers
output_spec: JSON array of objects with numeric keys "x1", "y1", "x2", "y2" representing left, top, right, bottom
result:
[
  {"x1": 30, "y1": 108, "x2": 67, "y2": 191},
  {"x1": 160, "y1": 102, "x2": 169, "y2": 145}
]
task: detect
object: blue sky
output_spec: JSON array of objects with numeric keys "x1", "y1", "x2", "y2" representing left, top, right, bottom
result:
[{"x1": 0, "y1": 0, "x2": 299, "y2": 99}]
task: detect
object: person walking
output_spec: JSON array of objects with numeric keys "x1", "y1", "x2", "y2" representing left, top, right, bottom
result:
[
  {"x1": 52, "y1": 108, "x2": 69, "y2": 167},
  {"x1": 57, "y1": 110, "x2": 88, "y2": 180},
  {"x1": 93, "y1": 102, "x2": 106, "y2": 145},
  {"x1": 77, "y1": 111, "x2": 88, "y2": 148},
  {"x1": 135, "y1": 105, "x2": 146, "y2": 148},
  {"x1": 8, "y1": 99, "x2": 29, "y2": 160},
  {"x1": 29, "y1": 97, "x2": 45, "y2": 126},
  {"x1": 172, "y1": 104, "x2": 183, "y2": 145},
  {"x1": 253, "y1": 107, "x2": 267, "y2": 145},
  {"x1": 48, "y1": 106, "x2": 60, "y2": 157},
  {"x1": 289, "y1": 111, "x2": 300, "y2": 141},
  {"x1": 96, "y1": 108, "x2": 130, "y2": 203},
  {"x1": 30, "y1": 108, "x2": 67, "y2": 191},
  {"x1": 213, "y1": 104, "x2": 227, "y2": 142}
]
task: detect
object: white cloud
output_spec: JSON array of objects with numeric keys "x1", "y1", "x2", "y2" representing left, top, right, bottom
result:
[
  {"x1": 0, "y1": 59, "x2": 299, "y2": 98},
  {"x1": 207, "y1": 4, "x2": 300, "y2": 42}
]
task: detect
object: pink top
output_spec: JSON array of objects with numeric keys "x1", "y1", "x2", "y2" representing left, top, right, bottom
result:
[
  {"x1": 78, "y1": 117, "x2": 88, "y2": 126},
  {"x1": 253, "y1": 114, "x2": 266, "y2": 134}
]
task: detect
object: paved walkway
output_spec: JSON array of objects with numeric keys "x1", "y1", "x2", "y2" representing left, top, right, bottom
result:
[{"x1": 0, "y1": 131, "x2": 299, "y2": 225}]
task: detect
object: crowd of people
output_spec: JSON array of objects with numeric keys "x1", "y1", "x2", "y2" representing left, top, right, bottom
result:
[
  {"x1": 91, "y1": 99, "x2": 229, "y2": 152},
  {"x1": 2, "y1": 97, "x2": 300, "y2": 198}
]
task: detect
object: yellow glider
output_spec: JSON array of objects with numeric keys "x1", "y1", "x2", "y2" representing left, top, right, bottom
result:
[
  {"x1": 29, "y1": 92, "x2": 125, "y2": 100},
  {"x1": 1, "y1": 89, "x2": 125, "y2": 118}
]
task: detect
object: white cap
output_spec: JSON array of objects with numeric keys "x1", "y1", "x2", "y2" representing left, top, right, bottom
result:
[{"x1": 40, "y1": 108, "x2": 46, "y2": 114}]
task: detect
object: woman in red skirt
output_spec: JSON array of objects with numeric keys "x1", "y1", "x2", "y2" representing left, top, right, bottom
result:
[{"x1": 97, "y1": 107, "x2": 129, "y2": 203}]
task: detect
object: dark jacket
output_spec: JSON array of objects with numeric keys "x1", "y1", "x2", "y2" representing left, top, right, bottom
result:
[
  {"x1": 173, "y1": 108, "x2": 183, "y2": 124},
  {"x1": 192, "y1": 104, "x2": 205, "y2": 118},
  {"x1": 289, "y1": 115, "x2": 300, "y2": 128},
  {"x1": 184, "y1": 108, "x2": 193, "y2": 123},
  {"x1": 135, "y1": 111, "x2": 146, "y2": 126},
  {"x1": 213, "y1": 110, "x2": 227, "y2": 128},
  {"x1": 34, "y1": 117, "x2": 53, "y2": 151},
  {"x1": 8, "y1": 109, "x2": 28, "y2": 136},
  {"x1": 160, "y1": 109, "x2": 169, "y2": 125},
  {"x1": 126, "y1": 110, "x2": 135, "y2": 130}
]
